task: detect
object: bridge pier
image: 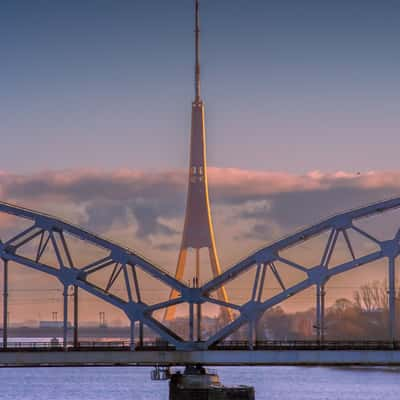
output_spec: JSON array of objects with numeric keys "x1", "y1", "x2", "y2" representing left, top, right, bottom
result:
[
  {"x1": 166, "y1": 365, "x2": 254, "y2": 400},
  {"x1": 2, "y1": 259, "x2": 8, "y2": 349}
]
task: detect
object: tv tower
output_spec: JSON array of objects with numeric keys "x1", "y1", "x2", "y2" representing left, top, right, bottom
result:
[{"x1": 164, "y1": 0, "x2": 233, "y2": 324}]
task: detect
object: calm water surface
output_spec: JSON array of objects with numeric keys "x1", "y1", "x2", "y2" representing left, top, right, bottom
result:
[{"x1": 0, "y1": 366, "x2": 398, "y2": 400}]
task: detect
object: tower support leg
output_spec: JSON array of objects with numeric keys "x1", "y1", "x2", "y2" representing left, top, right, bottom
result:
[
  {"x1": 164, "y1": 249, "x2": 187, "y2": 321},
  {"x1": 195, "y1": 249, "x2": 200, "y2": 288},
  {"x1": 3, "y1": 259, "x2": 8, "y2": 349},
  {"x1": 209, "y1": 248, "x2": 234, "y2": 323}
]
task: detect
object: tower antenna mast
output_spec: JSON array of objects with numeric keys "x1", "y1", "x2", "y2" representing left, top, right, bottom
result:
[
  {"x1": 195, "y1": 0, "x2": 201, "y2": 102},
  {"x1": 164, "y1": 0, "x2": 233, "y2": 327}
]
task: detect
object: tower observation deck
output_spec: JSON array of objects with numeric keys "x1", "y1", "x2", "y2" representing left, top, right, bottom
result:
[{"x1": 164, "y1": 0, "x2": 233, "y2": 325}]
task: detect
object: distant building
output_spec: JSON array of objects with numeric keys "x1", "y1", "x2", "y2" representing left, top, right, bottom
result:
[{"x1": 39, "y1": 321, "x2": 72, "y2": 329}]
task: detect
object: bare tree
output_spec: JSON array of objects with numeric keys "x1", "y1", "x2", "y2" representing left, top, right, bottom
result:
[{"x1": 353, "y1": 280, "x2": 388, "y2": 312}]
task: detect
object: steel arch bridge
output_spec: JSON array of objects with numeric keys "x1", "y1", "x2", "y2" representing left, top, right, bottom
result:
[{"x1": 0, "y1": 198, "x2": 400, "y2": 351}]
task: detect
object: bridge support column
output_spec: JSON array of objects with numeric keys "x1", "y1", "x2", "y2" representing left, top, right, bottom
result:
[
  {"x1": 316, "y1": 284, "x2": 325, "y2": 343},
  {"x1": 139, "y1": 321, "x2": 144, "y2": 348},
  {"x1": 63, "y1": 285, "x2": 68, "y2": 351},
  {"x1": 389, "y1": 256, "x2": 396, "y2": 341},
  {"x1": 189, "y1": 303, "x2": 194, "y2": 342},
  {"x1": 197, "y1": 302, "x2": 202, "y2": 341},
  {"x1": 130, "y1": 320, "x2": 135, "y2": 351},
  {"x1": 2, "y1": 259, "x2": 8, "y2": 349},
  {"x1": 248, "y1": 319, "x2": 255, "y2": 350},
  {"x1": 255, "y1": 315, "x2": 262, "y2": 344},
  {"x1": 73, "y1": 285, "x2": 78, "y2": 348},
  {"x1": 321, "y1": 285, "x2": 325, "y2": 342}
]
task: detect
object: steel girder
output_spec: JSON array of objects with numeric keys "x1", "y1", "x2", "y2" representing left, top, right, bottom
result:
[
  {"x1": 201, "y1": 197, "x2": 400, "y2": 347},
  {"x1": 1, "y1": 198, "x2": 400, "y2": 350},
  {"x1": 0, "y1": 201, "x2": 188, "y2": 348}
]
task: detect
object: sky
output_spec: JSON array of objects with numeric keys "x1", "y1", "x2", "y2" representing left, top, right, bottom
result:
[
  {"x1": 0, "y1": 0, "x2": 400, "y2": 325},
  {"x1": 1, "y1": 0, "x2": 399, "y2": 173}
]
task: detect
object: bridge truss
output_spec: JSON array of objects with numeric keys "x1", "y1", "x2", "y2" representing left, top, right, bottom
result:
[{"x1": 0, "y1": 198, "x2": 400, "y2": 350}]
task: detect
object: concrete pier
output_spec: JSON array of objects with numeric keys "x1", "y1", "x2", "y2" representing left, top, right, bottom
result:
[{"x1": 169, "y1": 366, "x2": 254, "y2": 400}]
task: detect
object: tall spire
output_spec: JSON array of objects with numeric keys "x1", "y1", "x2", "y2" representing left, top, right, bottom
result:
[
  {"x1": 194, "y1": 0, "x2": 201, "y2": 102},
  {"x1": 164, "y1": 0, "x2": 233, "y2": 326}
]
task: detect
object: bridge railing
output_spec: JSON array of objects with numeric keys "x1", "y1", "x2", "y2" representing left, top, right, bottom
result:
[
  {"x1": 2, "y1": 340, "x2": 400, "y2": 352},
  {"x1": 213, "y1": 340, "x2": 400, "y2": 350},
  {"x1": 0, "y1": 340, "x2": 177, "y2": 352}
]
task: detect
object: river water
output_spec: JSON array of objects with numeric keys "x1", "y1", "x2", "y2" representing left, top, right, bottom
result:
[{"x1": 0, "y1": 366, "x2": 398, "y2": 400}]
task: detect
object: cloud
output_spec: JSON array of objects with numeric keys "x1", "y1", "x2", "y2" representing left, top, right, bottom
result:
[
  {"x1": 208, "y1": 169, "x2": 400, "y2": 241},
  {"x1": 1, "y1": 168, "x2": 400, "y2": 319},
  {"x1": 130, "y1": 200, "x2": 178, "y2": 239},
  {"x1": 1, "y1": 168, "x2": 400, "y2": 251}
]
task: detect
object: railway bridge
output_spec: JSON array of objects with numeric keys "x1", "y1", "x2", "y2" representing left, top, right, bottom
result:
[{"x1": 0, "y1": 197, "x2": 400, "y2": 367}]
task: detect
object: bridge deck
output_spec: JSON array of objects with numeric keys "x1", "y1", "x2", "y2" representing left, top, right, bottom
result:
[{"x1": 2, "y1": 347, "x2": 400, "y2": 367}]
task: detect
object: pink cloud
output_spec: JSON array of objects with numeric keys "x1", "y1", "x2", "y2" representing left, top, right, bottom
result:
[
  {"x1": 1, "y1": 168, "x2": 399, "y2": 244},
  {"x1": 1, "y1": 168, "x2": 400, "y2": 320}
]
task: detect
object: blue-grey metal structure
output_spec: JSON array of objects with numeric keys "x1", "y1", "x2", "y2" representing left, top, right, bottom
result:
[
  {"x1": 1, "y1": 0, "x2": 399, "y2": 357},
  {"x1": 4, "y1": 347, "x2": 400, "y2": 367},
  {"x1": 1, "y1": 197, "x2": 399, "y2": 351}
]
